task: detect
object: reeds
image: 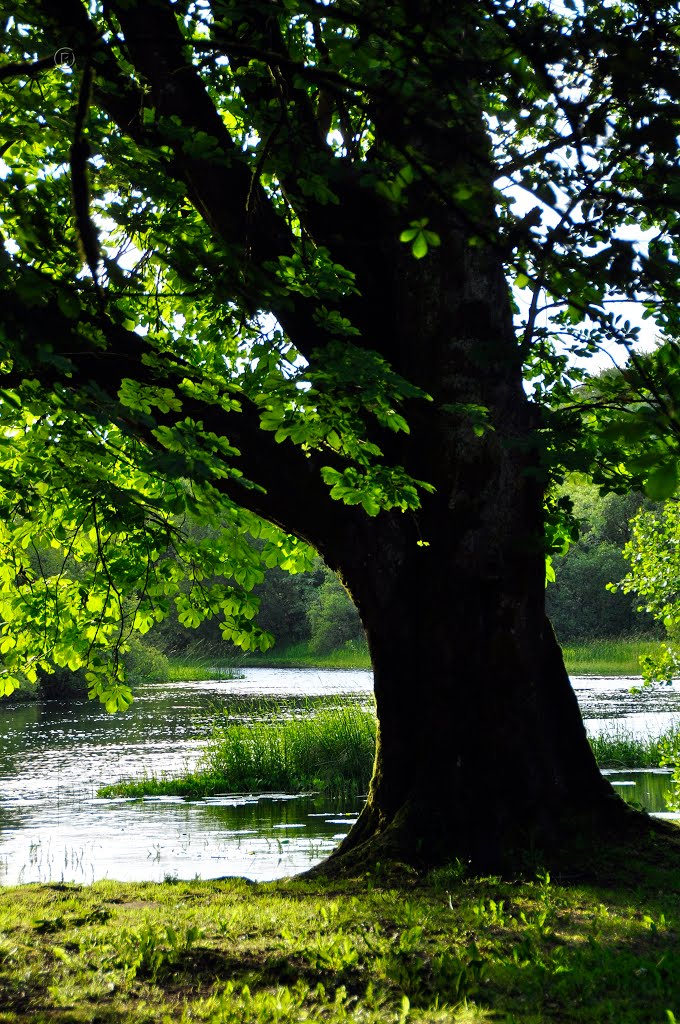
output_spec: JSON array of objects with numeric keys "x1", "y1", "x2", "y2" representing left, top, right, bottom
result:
[
  {"x1": 588, "y1": 722, "x2": 680, "y2": 769},
  {"x1": 562, "y1": 639, "x2": 662, "y2": 676},
  {"x1": 99, "y1": 701, "x2": 376, "y2": 799},
  {"x1": 202, "y1": 702, "x2": 375, "y2": 794},
  {"x1": 99, "y1": 698, "x2": 680, "y2": 802},
  {"x1": 166, "y1": 659, "x2": 244, "y2": 682}
]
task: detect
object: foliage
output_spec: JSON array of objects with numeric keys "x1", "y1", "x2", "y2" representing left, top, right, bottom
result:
[
  {"x1": 613, "y1": 502, "x2": 680, "y2": 684},
  {"x1": 307, "y1": 566, "x2": 364, "y2": 654},
  {"x1": 660, "y1": 737, "x2": 680, "y2": 813},
  {"x1": 35, "y1": 635, "x2": 169, "y2": 698},
  {"x1": 122, "y1": 637, "x2": 170, "y2": 685},
  {"x1": 1, "y1": 0, "x2": 680, "y2": 717},
  {"x1": 547, "y1": 542, "x2": 659, "y2": 642}
]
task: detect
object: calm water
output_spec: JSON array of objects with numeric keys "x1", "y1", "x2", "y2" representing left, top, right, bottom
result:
[{"x1": 0, "y1": 669, "x2": 678, "y2": 885}]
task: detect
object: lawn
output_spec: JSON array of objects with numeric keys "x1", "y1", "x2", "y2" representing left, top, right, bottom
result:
[{"x1": 2, "y1": 827, "x2": 680, "y2": 1023}]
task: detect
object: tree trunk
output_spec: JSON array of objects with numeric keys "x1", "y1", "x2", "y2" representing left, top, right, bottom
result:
[
  {"x1": 307, "y1": 231, "x2": 640, "y2": 876},
  {"x1": 316, "y1": 515, "x2": 638, "y2": 875}
]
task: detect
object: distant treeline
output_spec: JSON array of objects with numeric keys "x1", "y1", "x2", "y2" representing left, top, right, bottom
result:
[{"x1": 545, "y1": 481, "x2": 662, "y2": 643}]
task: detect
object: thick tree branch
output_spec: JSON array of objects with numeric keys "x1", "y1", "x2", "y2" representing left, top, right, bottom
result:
[
  {"x1": 0, "y1": 272, "x2": 358, "y2": 549},
  {"x1": 0, "y1": 56, "x2": 55, "y2": 81},
  {"x1": 30, "y1": 0, "x2": 378, "y2": 365}
]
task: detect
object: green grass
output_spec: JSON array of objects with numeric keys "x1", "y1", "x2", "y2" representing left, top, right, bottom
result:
[
  {"x1": 561, "y1": 638, "x2": 662, "y2": 676},
  {"x1": 589, "y1": 723, "x2": 680, "y2": 768},
  {"x1": 243, "y1": 640, "x2": 372, "y2": 669},
  {"x1": 166, "y1": 658, "x2": 245, "y2": 682},
  {"x1": 3, "y1": 836, "x2": 680, "y2": 1023},
  {"x1": 99, "y1": 705, "x2": 680, "y2": 800},
  {"x1": 164, "y1": 642, "x2": 371, "y2": 678},
  {"x1": 166, "y1": 638, "x2": 661, "y2": 676},
  {"x1": 99, "y1": 701, "x2": 377, "y2": 800}
]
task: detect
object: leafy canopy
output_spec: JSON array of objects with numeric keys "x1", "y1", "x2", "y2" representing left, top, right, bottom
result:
[{"x1": 1, "y1": 0, "x2": 679, "y2": 706}]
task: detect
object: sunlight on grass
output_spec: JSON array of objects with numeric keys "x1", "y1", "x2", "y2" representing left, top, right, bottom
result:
[
  {"x1": 561, "y1": 639, "x2": 662, "y2": 676},
  {"x1": 166, "y1": 638, "x2": 662, "y2": 678},
  {"x1": 2, "y1": 852, "x2": 680, "y2": 1023}
]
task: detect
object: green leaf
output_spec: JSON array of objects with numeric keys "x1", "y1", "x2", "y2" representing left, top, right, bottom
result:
[
  {"x1": 411, "y1": 233, "x2": 428, "y2": 259},
  {"x1": 0, "y1": 388, "x2": 22, "y2": 409},
  {"x1": 644, "y1": 463, "x2": 678, "y2": 500},
  {"x1": 56, "y1": 291, "x2": 80, "y2": 319}
]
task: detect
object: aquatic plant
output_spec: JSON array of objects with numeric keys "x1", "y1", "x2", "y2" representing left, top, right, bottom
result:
[
  {"x1": 589, "y1": 723, "x2": 680, "y2": 769},
  {"x1": 99, "y1": 701, "x2": 376, "y2": 799}
]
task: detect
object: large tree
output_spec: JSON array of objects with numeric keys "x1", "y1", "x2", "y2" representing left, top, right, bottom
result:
[{"x1": 1, "y1": 0, "x2": 679, "y2": 873}]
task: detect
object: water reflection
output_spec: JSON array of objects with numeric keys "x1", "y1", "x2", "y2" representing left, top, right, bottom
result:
[
  {"x1": 0, "y1": 791, "x2": 362, "y2": 885},
  {"x1": 0, "y1": 670, "x2": 678, "y2": 885},
  {"x1": 603, "y1": 769, "x2": 674, "y2": 813},
  {"x1": 575, "y1": 677, "x2": 680, "y2": 735}
]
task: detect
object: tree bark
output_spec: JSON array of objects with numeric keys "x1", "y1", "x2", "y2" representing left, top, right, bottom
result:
[{"x1": 314, "y1": 506, "x2": 638, "y2": 876}]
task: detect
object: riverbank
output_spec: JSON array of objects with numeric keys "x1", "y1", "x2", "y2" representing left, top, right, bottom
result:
[
  {"x1": 167, "y1": 637, "x2": 664, "y2": 679},
  {"x1": 2, "y1": 838, "x2": 680, "y2": 1024}
]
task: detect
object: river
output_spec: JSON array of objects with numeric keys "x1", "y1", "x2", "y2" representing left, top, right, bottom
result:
[{"x1": 0, "y1": 669, "x2": 678, "y2": 885}]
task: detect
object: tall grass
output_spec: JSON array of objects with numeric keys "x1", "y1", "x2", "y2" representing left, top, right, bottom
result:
[
  {"x1": 243, "y1": 640, "x2": 371, "y2": 670},
  {"x1": 203, "y1": 702, "x2": 376, "y2": 793},
  {"x1": 588, "y1": 723, "x2": 680, "y2": 768},
  {"x1": 562, "y1": 639, "x2": 662, "y2": 676},
  {"x1": 165, "y1": 638, "x2": 662, "y2": 678},
  {"x1": 166, "y1": 658, "x2": 245, "y2": 682},
  {"x1": 99, "y1": 701, "x2": 376, "y2": 799}
]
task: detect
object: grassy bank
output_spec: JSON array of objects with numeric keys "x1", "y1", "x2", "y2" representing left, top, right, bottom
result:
[
  {"x1": 166, "y1": 659, "x2": 245, "y2": 682},
  {"x1": 244, "y1": 640, "x2": 372, "y2": 670},
  {"x1": 98, "y1": 705, "x2": 680, "y2": 800},
  {"x1": 561, "y1": 639, "x2": 663, "y2": 676},
  {"x1": 2, "y1": 840, "x2": 680, "y2": 1023},
  {"x1": 166, "y1": 638, "x2": 663, "y2": 678}
]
